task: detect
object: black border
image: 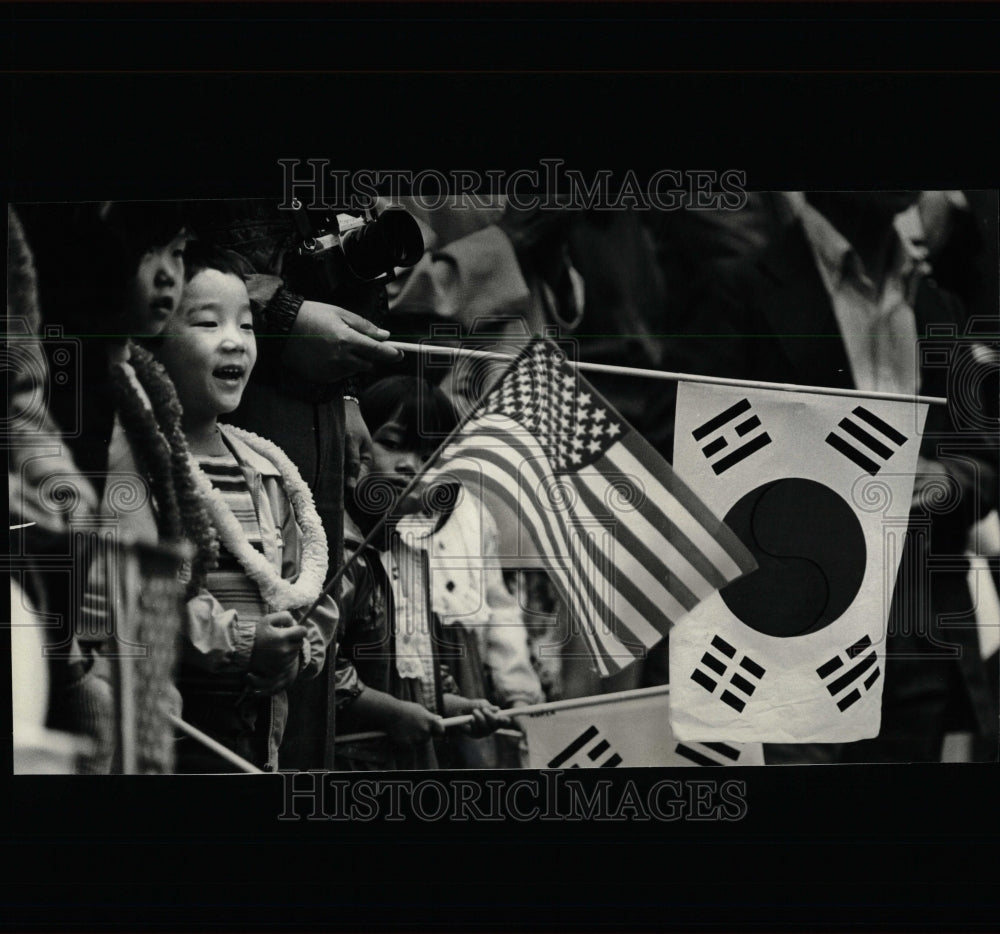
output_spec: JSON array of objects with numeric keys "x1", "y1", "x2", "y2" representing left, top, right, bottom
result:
[{"x1": 5, "y1": 3, "x2": 1000, "y2": 930}]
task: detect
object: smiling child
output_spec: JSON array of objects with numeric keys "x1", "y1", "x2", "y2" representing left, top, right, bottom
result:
[{"x1": 152, "y1": 243, "x2": 338, "y2": 772}]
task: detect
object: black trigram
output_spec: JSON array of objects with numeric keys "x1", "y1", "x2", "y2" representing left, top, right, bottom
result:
[
  {"x1": 673, "y1": 741, "x2": 743, "y2": 767},
  {"x1": 691, "y1": 634, "x2": 766, "y2": 713},
  {"x1": 692, "y1": 398, "x2": 773, "y2": 475},
  {"x1": 546, "y1": 725, "x2": 623, "y2": 769},
  {"x1": 825, "y1": 406, "x2": 908, "y2": 476},
  {"x1": 817, "y1": 634, "x2": 882, "y2": 712}
]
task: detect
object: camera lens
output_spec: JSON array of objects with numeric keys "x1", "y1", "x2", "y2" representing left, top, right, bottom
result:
[{"x1": 340, "y1": 207, "x2": 424, "y2": 281}]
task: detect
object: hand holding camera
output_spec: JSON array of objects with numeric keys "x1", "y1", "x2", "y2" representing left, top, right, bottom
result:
[{"x1": 285, "y1": 205, "x2": 422, "y2": 382}]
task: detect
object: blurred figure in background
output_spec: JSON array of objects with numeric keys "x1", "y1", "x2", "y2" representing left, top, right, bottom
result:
[
  {"x1": 8, "y1": 206, "x2": 98, "y2": 772},
  {"x1": 12, "y1": 201, "x2": 193, "y2": 772}
]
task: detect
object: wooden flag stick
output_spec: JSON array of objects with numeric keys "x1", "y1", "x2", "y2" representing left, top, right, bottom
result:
[
  {"x1": 167, "y1": 712, "x2": 265, "y2": 774},
  {"x1": 333, "y1": 687, "x2": 672, "y2": 741},
  {"x1": 387, "y1": 340, "x2": 948, "y2": 407},
  {"x1": 437, "y1": 684, "x2": 673, "y2": 729},
  {"x1": 334, "y1": 728, "x2": 524, "y2": 744}
]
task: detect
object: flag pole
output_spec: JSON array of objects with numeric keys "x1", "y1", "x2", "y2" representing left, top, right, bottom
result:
[
  {"x1": 334, "y1": 728, "x2": 525, "y2": 744},
  {"x1": 387, "y1": 340, "x2": 948, "y2": 407},
  {"x1": 437, "y1": 684, "x2": 673, "y2": 730},
  {"x1": 332, "y1": 685, "x2": 674, "y2": 741},
  {"x1": 167, "y1": 712, "x2": 264, "y2": 774}
]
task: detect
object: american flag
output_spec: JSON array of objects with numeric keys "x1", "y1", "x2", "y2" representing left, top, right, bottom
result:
[{"x1": 428, "y1": 339, "x2": 756, "y2": 676}]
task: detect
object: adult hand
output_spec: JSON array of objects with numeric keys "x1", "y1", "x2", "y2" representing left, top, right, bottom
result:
[
  {"x1": 249, "y1": 611, "x2": 307, "y2": 676},
  {"x1": 284, "y1": 300, "x2": 404, "y2": 383},
  {"x1": 343, "y1": 400, "x2": 374, "y2": 493}
]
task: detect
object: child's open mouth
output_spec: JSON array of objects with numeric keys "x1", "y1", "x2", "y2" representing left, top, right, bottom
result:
[{"x1": 213, "y1": 365, "x2": 246, "y2": 385}]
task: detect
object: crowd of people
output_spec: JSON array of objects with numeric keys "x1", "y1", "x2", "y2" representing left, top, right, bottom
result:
[{"x1": 8, "y1": 188, "x2": 999, "y2": 773}]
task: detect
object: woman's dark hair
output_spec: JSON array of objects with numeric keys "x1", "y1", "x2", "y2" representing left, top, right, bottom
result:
[{"x1": 359, "y1": 376, "x2": 458, "y2": 453}]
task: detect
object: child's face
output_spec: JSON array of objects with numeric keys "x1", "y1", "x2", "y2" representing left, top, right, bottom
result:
[
  {"x1": 157, "y1": 268, "x2": 257, "y2": 425},
  {"x1": 363, "y1": 415, "x2": 436, "y2": 517},
  {"x1": 125, "y1": 231, "x2": 189, "y2": 337}
]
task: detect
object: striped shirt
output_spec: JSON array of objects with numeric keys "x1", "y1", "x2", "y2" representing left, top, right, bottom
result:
[
  {"x1": 178, "y1": 450, "x2": 269, "y2": 696},
  {"x1": 198, "y1": 450, "x2": 268, "y2": 625}
]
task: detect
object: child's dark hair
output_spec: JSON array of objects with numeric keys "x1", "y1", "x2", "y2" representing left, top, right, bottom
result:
[
  {"x1": 359, "y1": 376, "x2": 458, "y2": 454},
  {"x1": 15, "y1": 200, "x2": 190, "y2": 339},
  {"x1": 182, "y1": 239, "x2": 253, "y2": 283},
  {"x1": 98, "y1": 200, "x2": 189, "y2": 260}
]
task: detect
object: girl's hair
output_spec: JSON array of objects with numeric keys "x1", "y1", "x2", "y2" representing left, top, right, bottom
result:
[
  {"x1": 17, "y1": 200, "x2": 190, "y2": 340},
  {"x1": 81, "y1": 201, "x2": 191, "y2": 306},
  {"x1": 359, "y1": 376, "x2": 458, "y2": 453},
  {"x1": 97, "y1": 200, "x2": 189, "y2": 263}
]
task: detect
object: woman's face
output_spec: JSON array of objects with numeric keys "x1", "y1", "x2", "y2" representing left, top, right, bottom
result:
[{"x1": 124, "y1": 230, "x2": 188, "y2": 337}]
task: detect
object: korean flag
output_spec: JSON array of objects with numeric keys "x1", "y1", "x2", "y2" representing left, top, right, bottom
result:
[{"x1": 669, "y1": 381, "x2": 928, "y2": 743}]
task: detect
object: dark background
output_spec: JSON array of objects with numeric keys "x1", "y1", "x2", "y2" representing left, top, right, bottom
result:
[{"x1": 4, "y1": 3, "x2": 1000, "y2": 931}]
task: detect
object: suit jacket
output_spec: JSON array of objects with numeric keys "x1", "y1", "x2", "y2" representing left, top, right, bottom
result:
[{"x1": 665, "y1": 219, "x2": 998, "y2": 737}]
